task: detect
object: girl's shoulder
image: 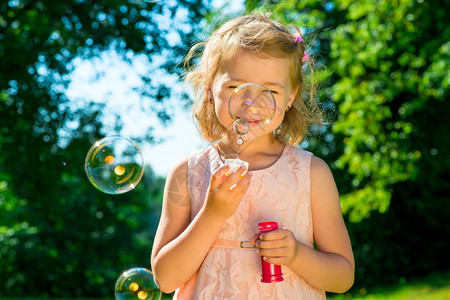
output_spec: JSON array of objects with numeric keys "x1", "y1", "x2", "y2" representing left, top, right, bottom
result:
[
  {"x1": 309, "y1": 154, "x2": 335, "y2": 187},
  {"x1": 166, "y1": 144, "x2": 217, "y2": 187},
  {"x1": 166, "y1": 145, "x2": 215, "y2": 181},
  {"x1": 290, "y1": 146, "x2": 331, "y2": 174},
  {"x1": 284, "y1": 145, "x2": 314, "y2": 168},
  {"x1": 310, "y1": 155, "x2": 331, "y2": 173},
  {"x1": 287, "y1": 144, "x2": 313, "y2": 157},
  {"x1": 166, "y1": 156, "x2": 189, "y2": 183},
  {"x1": 187, "y1": 144, "x2": 217, "y2": 166},
  {"x1": 186, "y1": 144, "x2": 221, "y2": 180},
  {"x1": 284, "y1": 146, "x2": 333, "y2": 179}
]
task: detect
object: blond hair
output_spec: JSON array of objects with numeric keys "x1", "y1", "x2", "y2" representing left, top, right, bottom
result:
[{"x1": 184, "y1": 12, "x2": 323, "y2": 145}]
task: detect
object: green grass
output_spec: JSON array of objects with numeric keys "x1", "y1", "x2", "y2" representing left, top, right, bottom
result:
[{"x1": 329, "y1": 271, "x2": 450, "y2": 300}]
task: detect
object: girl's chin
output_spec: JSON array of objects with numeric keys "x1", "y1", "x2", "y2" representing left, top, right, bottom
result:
[{"x1": 237, "y1": 129, "x2": 271, "y2": 141}]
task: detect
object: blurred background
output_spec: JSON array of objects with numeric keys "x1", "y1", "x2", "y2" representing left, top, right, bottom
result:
[{"x1": 0, "y1": 0, "x2": 448, "y2": 299}]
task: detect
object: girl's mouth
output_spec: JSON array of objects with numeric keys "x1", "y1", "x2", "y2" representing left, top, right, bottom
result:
[
  {"x1": 246, "y1": 119, "x2": 262, "y2": 127},
  {"x1": 235, "y1": 117, "x2": 263, "y2": 129}
]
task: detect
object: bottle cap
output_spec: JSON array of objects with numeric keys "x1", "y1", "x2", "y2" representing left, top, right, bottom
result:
[{"x1": 258, "y1": 221, "x2": 279, "y2": 233}]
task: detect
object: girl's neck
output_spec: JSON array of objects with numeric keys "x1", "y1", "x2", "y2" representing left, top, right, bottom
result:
[
  {"x1": 222, "y1": 133, "x2": 279, "y2": 154},
  {"x1": 218, "y1": 134, "x2": 286, "y2": 170}
]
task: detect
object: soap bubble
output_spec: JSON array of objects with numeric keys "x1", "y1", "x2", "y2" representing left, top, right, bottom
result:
[
  {"x1": 115, "y1": 267, "x2": 160, "y2": 300},
  {"x1": 228, "y1": 83, "x2": 276, "y2": 137},
  {"x1": 85, "y1": 136, "x2": 144, "y2": 194}
]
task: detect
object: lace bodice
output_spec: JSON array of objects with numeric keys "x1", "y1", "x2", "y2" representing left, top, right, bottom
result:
[{"x1": 174, "y1": 144, "x2": 326, "y2": 299}]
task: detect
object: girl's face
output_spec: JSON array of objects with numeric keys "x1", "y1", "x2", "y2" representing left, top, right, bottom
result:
[{"x1": 210, "y1": 51, "x2": 296, "y2": 143}]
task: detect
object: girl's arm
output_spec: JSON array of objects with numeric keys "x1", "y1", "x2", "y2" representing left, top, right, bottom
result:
[
  {"x1": 257, "y1": 156, "x2": 354, "y2": 293},
  {"x1": 151, "y1": 158, "x2": 251, "y2": 293}
]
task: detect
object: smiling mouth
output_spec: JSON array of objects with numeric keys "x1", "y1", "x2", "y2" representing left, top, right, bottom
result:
[{"x1": 243, "y1": 119, "x2": 262, "y2": 127}]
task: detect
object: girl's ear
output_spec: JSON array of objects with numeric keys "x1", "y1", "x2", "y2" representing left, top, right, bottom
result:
[
  {"x1": 205, "y1": 87, "x2": 215, "y2": 104},
  {"x1": 288, "y1": 86, "x2": 299, "y2": 107},
  {"x1": 206, "y1": 86, "x2": 213, "y2": 98}
]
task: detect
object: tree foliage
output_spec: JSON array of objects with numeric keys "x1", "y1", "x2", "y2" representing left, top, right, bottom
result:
[
  {"x1": 246, "y1": 0, "x2": 449, "y2": 290},
  {"x1": 329, "y1": 0, "x2": 448, "y2": 221},
  {"x1": 0, "y1": 0, "x2": 209, "y2": 297},
  {"x1": 247, "y1": 0, "x2": 448, "y2": 220}
]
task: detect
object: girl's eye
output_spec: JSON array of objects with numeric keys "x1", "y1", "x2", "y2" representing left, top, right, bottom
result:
[
  {"x1": 264, "y1": 90, "x2": 278, "y2": 95},
  {"x1": 228, "y1": 86, "x2": 237, "y2": 89}
]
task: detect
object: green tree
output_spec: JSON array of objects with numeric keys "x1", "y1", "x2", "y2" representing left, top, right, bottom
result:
[
  {"x1": 246, "y1": 0, "x2": 449, "y2": 290},
  {"x1": 0, "y1": 0, "x2": 209, "y2": 297},
  {"x1": 328, "y1": 0, "x2": 448, "y2": 221},
  {"x1": 247, "y1": 0, "x2": 448, "y2": 218},
  {"x1": 325, "y1": 0, "x2": 449, "y2": 288}
]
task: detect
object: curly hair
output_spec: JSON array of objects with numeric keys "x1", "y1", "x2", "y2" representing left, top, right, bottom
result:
[{"x1": 184, "y1": 12, "x2": 323, "y2": 145}]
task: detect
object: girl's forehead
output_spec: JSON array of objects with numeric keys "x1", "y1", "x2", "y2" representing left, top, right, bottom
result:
[{"x1": 216, "y1": 51, "x2": 291, "y2": 87}]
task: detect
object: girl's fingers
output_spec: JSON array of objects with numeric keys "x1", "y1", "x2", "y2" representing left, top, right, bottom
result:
[
  {"x1": 257, "y1": 247, "x2": 287, "y2": 257},
  {"x1": 257, "y1": 238, "x2": 285, "y2": 250},
  {"x1": 256, "y1": 229, "x2": 297, "y2": 265},
  {"x1": 231, "y1": 171, "x2": 252, "y2": 193},
  {"x1": 210, "y1": 165, "x2": 231, "y2": 188},
  {"x1": 259, "y1": 229, "x2": 288, "y2": 241},
  {"x1": 257, "y1": 229, "x2": 291, "y2": 249},
  {"x1": 219, "y1": 165, "x2": 249, "y2": 191},
  {"x1": 262, "y1": 256, "x2": 287, "y2": 266}
]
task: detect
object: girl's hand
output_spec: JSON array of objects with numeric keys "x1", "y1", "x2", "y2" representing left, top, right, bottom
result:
[
  {"x1": 256, "y1": 228, "x2": 298, "y2": 266},
  {"x1": 203, "y1": 164, "x2": 251, "y2": 221}
]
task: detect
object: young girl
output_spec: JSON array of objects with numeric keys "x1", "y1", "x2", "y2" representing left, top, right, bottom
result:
[{"x1": 151, "y1": 13, "x2": 354, "y2": 299}]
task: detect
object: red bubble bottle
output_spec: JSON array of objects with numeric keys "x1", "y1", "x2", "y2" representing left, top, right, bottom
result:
[{"x1": 258, "y1": 221, "x2": 284, "y2": 283}]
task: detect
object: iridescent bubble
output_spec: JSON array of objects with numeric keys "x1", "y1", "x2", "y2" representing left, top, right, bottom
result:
[
  {"x1": 85, "y1": 136, "x2": 144, "y2": 194},
  {"x1": 115, "y1": 267, "x2": 160, "y2": 300},
  {"x1": 228, "y1": 83, "x2": 276, "y2": 136}
]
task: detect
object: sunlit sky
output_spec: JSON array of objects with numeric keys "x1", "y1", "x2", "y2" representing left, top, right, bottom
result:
[{"x1": 66, "y1": 1, "x2": 244, "y2": 177}]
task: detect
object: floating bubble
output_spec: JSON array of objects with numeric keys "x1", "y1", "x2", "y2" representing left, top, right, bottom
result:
[
  {"x1": 115, "y1": 267, "x2": 160, "y2": 300},
  {"x1": 85, "y1": 136, "x2": 144, "y2": 194},
  {"x1": 228, "y1": 83, "x2": 276, "y2": 137}
]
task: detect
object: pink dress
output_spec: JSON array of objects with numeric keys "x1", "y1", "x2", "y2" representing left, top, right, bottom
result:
[{"x1": 174, "y1": 144, "x2": 326, "y2": 299}]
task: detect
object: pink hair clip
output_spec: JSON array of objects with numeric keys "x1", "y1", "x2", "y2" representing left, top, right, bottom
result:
[
  {"x1": 295, "y1": 35, "x2": 303, "y2": 43},
  {"x1": 302, "y1": 52, "x2": 310, "y2": 62}
]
